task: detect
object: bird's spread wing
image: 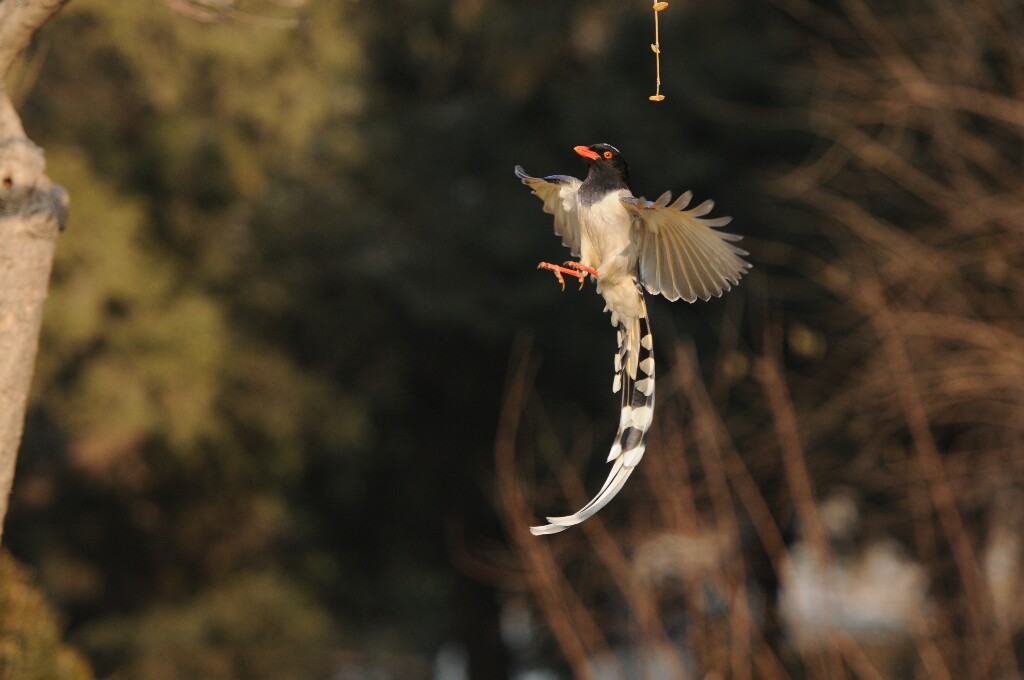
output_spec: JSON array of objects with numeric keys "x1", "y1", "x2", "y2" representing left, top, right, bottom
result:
[
  {"x1": 622, "y1": 191, "x2": 751, "y2": 303},
  {"x1": 515, "y1": 166, "x2": 583, "y2": 257}
]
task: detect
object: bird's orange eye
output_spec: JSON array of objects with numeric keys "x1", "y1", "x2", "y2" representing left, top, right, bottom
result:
[{"x1": 603, "y1": 151, "x2": 613, "y2": 159}]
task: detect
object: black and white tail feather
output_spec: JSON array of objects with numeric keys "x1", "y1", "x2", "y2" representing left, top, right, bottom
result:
[{"x1": 529, "y1": 284, "x2": 655, "y2": 535}]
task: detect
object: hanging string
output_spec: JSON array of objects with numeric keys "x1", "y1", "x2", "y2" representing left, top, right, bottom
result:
[{"x1": 649, "y1": 2, "x2": 668, "y2": 102}]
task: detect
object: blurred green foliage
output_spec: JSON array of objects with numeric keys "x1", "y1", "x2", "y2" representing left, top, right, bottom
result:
[
  {"x1": 78, "y1": 572, "x2": 337, "y2": 680},
  {"x1": 5, "y1": 0, "x2": 796, "y2": 676},
  {"x1": 0, "y1": 552, "x2": 94, "y2": 680}
]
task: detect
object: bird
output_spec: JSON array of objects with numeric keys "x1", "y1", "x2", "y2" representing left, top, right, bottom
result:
[{"x1": 516, "y1": 143, "x2": 750, "y2": 535}]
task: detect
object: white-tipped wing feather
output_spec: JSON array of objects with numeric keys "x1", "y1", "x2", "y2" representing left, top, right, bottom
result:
[
  {"x1": 515, "y1": 166, "x2": 583, "y2": 257},
  {"x1": 623, "y1": 192, "x2": 751, "y2": 303}
]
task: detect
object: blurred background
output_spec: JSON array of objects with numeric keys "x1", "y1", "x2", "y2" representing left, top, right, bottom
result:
[{"x1": 2, "y1": 0, "x2": 1024, "y2": 678}]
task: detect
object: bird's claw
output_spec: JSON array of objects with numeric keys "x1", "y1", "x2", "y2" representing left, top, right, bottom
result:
[
  {"x1": 537, "y1": 261, "x2": 599, "y2": 291},
  {"x1": 537, "y1": 262, "x2": 572, "y2": 290}
]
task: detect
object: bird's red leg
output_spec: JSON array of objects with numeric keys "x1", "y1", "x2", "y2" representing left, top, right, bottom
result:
[
  {"x1": 564, "y1": 261, "x2": 600, "y2": 279},
  {"x1": 537, "y1": 261, "x2": 599, "y2": 290}
]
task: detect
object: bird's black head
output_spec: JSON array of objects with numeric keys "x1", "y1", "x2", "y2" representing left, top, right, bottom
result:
[{"x1": 575, "y1": 143, "x2": 631, "y2": 199}]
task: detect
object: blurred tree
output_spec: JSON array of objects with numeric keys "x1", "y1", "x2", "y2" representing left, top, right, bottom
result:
[
  {"x1": 4, "y1": 0, "x2": 801, "y2": 677},
  {"x1": 4, "y1": 0, "x2": 369, "y2": 675},
  {"x1": 0, "y1": 551, "x2": 94, "y2": 680},
  {"x1": 78, "y1": 571, "x2": 338, "y2": 680}
]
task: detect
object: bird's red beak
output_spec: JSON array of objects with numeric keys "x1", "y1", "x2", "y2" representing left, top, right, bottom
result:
[{"x1": 574, "y1": 145, "x2": 600, "y2": 160}]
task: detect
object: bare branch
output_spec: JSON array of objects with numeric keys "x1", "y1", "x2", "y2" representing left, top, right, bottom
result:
[
  {"x1": 0, "y1": 0, "x2": 67, "y2": 83},
  {"x1": 0, "y1": 0, "x2": 70, "y2": 544}
]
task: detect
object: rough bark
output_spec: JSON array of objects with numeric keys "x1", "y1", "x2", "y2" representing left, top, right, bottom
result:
[{"x1": 0, "y1": 0, "x2": 69, "y2": 545}]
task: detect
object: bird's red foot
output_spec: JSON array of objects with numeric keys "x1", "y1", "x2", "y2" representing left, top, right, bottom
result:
[{"x1": 537, "y1": 261, "x2": 600, "y2": 290}]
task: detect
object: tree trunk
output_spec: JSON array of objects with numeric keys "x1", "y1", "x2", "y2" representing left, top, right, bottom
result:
[{"x1": 0, "y1": 0, "x2": 69, "y2": 545}]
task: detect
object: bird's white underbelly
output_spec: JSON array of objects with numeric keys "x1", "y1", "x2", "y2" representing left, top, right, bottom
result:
[
  {"x1": 580, "y1": 192, "x2": 634, "y2": 272},
  {"x1": 580, "y1": 191, "x2": 642, "y2": 320}
]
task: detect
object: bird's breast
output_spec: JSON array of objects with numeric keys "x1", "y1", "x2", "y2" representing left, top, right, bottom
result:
[{"x1": 580, "y1": 191, "x2": 634, "y2": 270}]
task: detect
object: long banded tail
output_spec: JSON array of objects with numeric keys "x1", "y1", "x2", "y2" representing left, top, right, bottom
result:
[{"x1": 530, "y1": 285, "x2": 655, "y2": 535}]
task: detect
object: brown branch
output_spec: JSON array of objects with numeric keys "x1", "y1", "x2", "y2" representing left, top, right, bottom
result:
[
  {"x1": 754, "y1": 343, "x2": 847, "y2": 680},
  {"x1": 673, "y1": 345, "x2": 756, "y2": 680},
  {"x1": 641, "y1": 424, "x2": 698, "y2": 532},
  {"x1": 861, "y1": 277, "x2": 995, "y2": 670},
  {"x1": 493, "y1": 340, "x2": 605, "y2": 680},
  {"x1": 0, "y1": 0, "x2": 66, "y2": 83},
  {"x1": 0, "y1": 0, "x2": 70, "y2": 545},
  {"x1": 550, "y1": 448, "x2": 685, "y2": 679},
  {"x1": 671, "y1": 343, "x2": 792, "y2": 679}
]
